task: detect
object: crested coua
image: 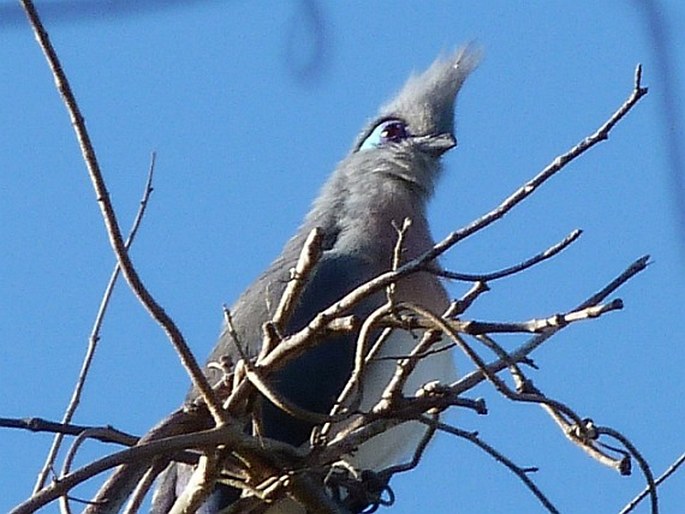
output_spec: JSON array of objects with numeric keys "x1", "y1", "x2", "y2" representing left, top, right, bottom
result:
[{"x1": 153, "y1": 47, "x2": 479, "y2": 513}]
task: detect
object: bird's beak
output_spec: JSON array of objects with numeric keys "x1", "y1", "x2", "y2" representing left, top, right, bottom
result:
[{"x1": 412, "y1": 132, "x2": 457, "y2": 157}]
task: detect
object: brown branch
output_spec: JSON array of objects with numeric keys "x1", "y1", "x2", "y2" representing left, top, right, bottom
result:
[
  {"x1": 378, "y1": 328, "x2": 444, "y2": 409},
  {"x1": 19, "y1": 0, "x2": 224, "y2": 425},
  {"x1": 318, "y1": 303, "x2": 395, "y2": 443},
  {"x1": 419, "y1": 64, "x2": 647, "y2": 267},
  {"x1": 168, "y1": 454, "x2": 220, "y2": 514},
  {"x1": 34, "y1": 153, "x2": 157, "y2": 494},
  {"x1": 387, "y1": 217, "x2": 412, "y2": 303},
  {"x1": 375, "y1": 298, "x2": 624, "y2": 344},
  {"x1": 0, "y1": 417, "x2": 138, "y2": 447},
  {"x1": 80, "y1": 407, "x2": 216, "y2": 514},
  {"x1": 17, "y1": 8, "x2": 653, "y2": 509},
  {"x1": 122, "y1": 461, "x2": 166, "y2": 514},
  {"x1": 403, "y1": 305, "x2": 594, "y2": 435},
  {"x1": 454, "y1": 299, "x2": 623, "y2": 335},
  {"x1": 311, "y1": 253, "x2": 647, "y2": 481},
  {"x1": 59, "y1": 428, "x2": 120, "y2": 514},
  {"x1": 384, "y1": 303, "x2": 643, "y2": 478},
  {"x1": 544, "y1": 411, "x2": 629, "y2": 474},
  {"x1": 379, "y1": 412, "x2": 439, "y2": 477},
  {"x1": 444, "y1": 281, "x2": 489, "y2": 317}
]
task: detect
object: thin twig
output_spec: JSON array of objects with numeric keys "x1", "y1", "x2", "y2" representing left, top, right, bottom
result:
[
  {"x1": 318, "y1": 303, "x2": 394, "y2": 442},
  {"x1": 387, "y1": 217, "x2": 412, "y2": 303},
  {"x1": 59, "y1": 428, "x2": 117, "y2": 514},
  {"x1": 620, "y1": 452, "x2": 685, "y2": 514},
  {"x1": 34, "y1": 153, "x2": 156, "y2": 493},
  {"x1": 403, "y1": 304, "x2": 593, "y2": 434},
  {"x1": 168, "y1": 454, "x2": 220, "y2": 514},
  {"x1": 429, "y1": 420, "x2": 560, "y2": 514},
  {"x1": 376, "y1": 298, "x2": 623, "y2": 340},
  {"x1": 543, "y1": 411, "x2": 629, "y2": 473},
  {"x1": 19, "y1": 0, "x2": 224, "y2": 425},
  {"x1": 437, "y1": 229, "x2": 582, "y2": 282},
  {"x1": 380, "y1": 411, "x2": 439, "y2": 477},
  {"x1": 454, "y1": 299, "x2": 623, "y2": 334},
  {"x1": 419, "y1": 64, "x2": 647, "y2": 269},
  {"x1": 444, "y1": 281, "x2": 489, "y2": 317},
  {"x1": 224, "y1": 305, "x2": 349, "y2": 425},
  {"x1": 122, "y1": 461, "x2": 166, "y2": 514},
  {"x1": 11, "y1": 423, "x2": 299, "y2": 514},
  {"x1": 379, "y1": 327, "x2": 443, "y2": 407}
]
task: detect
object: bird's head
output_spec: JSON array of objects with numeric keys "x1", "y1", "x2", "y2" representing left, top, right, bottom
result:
[{"x1": 347, "y1": 45, "x2": 481, "y2": 196}]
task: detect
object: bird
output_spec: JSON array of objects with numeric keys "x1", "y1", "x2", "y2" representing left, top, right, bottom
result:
[{"x1": 152, "y1": 46, "x2": 479, "y2": 513}]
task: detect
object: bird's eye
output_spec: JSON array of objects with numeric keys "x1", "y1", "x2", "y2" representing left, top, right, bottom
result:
[{"x1": 359, "y1": 119, "x2": 410, "y2": 151}]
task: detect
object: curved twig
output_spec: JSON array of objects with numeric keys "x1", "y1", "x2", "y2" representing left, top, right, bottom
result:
[
  {"x1": 596, "y1": 425, "x2": 658, "y2": 514},
  {"x1": 437, "y1": 229, "x2": 582, "y2": 282}
]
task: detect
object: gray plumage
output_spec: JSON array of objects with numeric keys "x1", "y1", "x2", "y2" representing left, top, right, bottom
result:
[{"x1": 152, "y1": 46, "x2": 479, "y2": 513}]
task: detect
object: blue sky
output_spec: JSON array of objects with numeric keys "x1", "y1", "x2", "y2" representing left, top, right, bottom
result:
[{"x1": 1, "y1": 1, "x2": 684, "y2": 512}]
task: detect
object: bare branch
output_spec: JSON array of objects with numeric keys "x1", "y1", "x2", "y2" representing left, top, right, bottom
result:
[
  {"x1": 418, "y1": 64, "x2": 647, "y2": 268},
  {"x1": 319, "y1": 303, "x2": 396, "y2": 441},
  {"x1": 168, "y1": 454, "x2": 220, "y2": 514},
  {"x1": 380, "y1": 412, "x2": 439, "y2": 477},
  {"x1": 12, "y1": 422, "x2": 301, "y2": 514},
  {"x1": 15, "y1": 6, "x2": 656, "y2": 509},
  {"x1": 259, "y1": 72, "x2": 648, "y2": 374},
  {"x1": 122, "y1": 461, "x2": 167, "y2": 514},
  {"x1": 454, "y1": 298, "x2": 623, "y2": 335}
]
